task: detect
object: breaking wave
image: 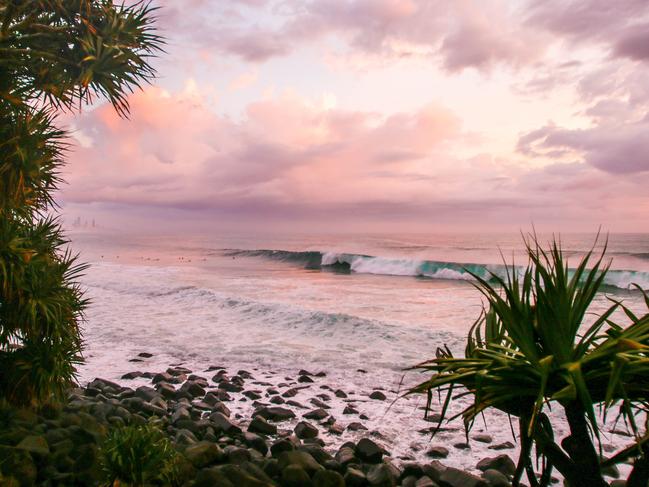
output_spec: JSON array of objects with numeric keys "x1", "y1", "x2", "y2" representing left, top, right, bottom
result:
[{"x1": 225, "y1": 249, "x2": 649, "y2": 290}]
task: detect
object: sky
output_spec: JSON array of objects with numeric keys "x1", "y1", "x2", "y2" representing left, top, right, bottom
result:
[{"x1": 60, "y1": 0, "x2": 649, "y2": 234}]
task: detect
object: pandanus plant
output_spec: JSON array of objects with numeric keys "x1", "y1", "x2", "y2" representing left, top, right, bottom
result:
[
  {"x1": 409, "y1": 235, "x2": 649, "y2": 487},
  {"x1": 0, "y1": 0, "x2": 162, "y2": 406}
]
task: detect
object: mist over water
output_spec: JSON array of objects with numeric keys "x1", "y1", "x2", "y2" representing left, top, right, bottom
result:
[{"x1": 71, "y1": 230, "x2": 649, "y2": 471}]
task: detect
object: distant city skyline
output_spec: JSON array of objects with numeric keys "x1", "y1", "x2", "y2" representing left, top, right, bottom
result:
[{"x1": 60, "y1": 0, "x2": 649, "y2": 233}]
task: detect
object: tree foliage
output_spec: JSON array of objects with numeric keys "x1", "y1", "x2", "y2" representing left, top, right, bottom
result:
[
  {"x1": 0, "y1": 0, "x2": 162, "y2": 406},
  {"x1": 409, "y1": 235, "x2": 649, "y2": 487}
]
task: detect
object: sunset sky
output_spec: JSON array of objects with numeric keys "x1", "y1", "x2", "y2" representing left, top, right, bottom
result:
[{"x1": 61, "y1": 0, "x2": 649, "y2": 233}]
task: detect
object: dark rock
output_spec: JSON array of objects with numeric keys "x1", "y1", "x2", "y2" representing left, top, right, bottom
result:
[
  {"x1": 237, "y1": 370, "x2": 254, "y2": 379},
  {"x1": 344, "y1": 467, "x2": 367, "y2": 486},
  {"x1": 315, "y1": 372, "x2": 327, "y2": 378},
  {"x1": 248, "y1": 416, "x2": 278, "y2": 435},
  {"x1": 335, "y1": 446, "x2": 357, "y2": 466},
  {"x1": 304, "y1": 408, "x2": 328, "y2": 420},
  {"x1": 400, "y1": 463, "x2": 424, "y2": 479},
  {"x1": 17, "y1": 435, "x2": 50, "y2": 456},
  {"x1": 152, "y1": 372, "x2": 178, "y2": 384},
  {"x1": 481, "y1": 469, "x2": 510, "y2": 487},
  {"x1": 426, "y1": 445, "x2": 449, "y2": 458},
  {"x1": 121, "y1": 371, "x2": 142, "y2": 380},
  {"x1": 216, "y1": 389, "x2": 233, "y2": 401},
  {"x1": 299, "y1": 369, "x2": 314, "y2": 376},
  {"x1": 335, "y1": 389, "x2": 347, "y2": 398},
  {"x1": 219, "y1": 381, "x2": 244, "y2": 393},
  {"x1": 473, "y1": 434, "x2": 493, "y2": 444},
  {"x1": 343, "y1": 405, "x2": 359, "y2": 415},
  {"x1": 180, "y1": 380, "x2": 206, "y2": 398},
  {"x1": 366, "y1": 463, "x2": 399, "y2": 486},
  {"x1": 168, "y1": 366, "x2": 192, "y2": 376},
  {"x1": 278, "y1": 450, "x2": 324, "y2": 476},
  {"x1": 415, "y1": 476, "x2": 436, "y2": 487},
  {"x1": 194, "y1": 467, "x2": 234, "y2": 487},
  {"x1": 347, "y1": 422, "x2": 368, "y2": 431},
  {"x1": 295, "y1": 421, "x2": 319, "y2": 439},
  {"x1": 287, "y1": 400, "x2": 307, "y2": 409},
  {"x1": 476, "y1": 455, "x2": 516, "y2": 477},
  {"x1": 134, "y1": 385, "x2": 160, "y2": 402},
  {"x1": 359, "y1": 414, "x2": 370, "y2": 420},
  {"x1": 210, "y1": 412, "x2": 242, "y2": 435},
  {"x1": 440, "y1": 467, "x2": 488, "y2": 487},
  {"x1": 313, "y1": 469, "x2": 345, "y2": 487},
  {"x1": 224, "y1": 446, "x2": 251, "y2": 464},
  {"x1": 283, "y1": 388, "x2": 300, "y2": 398},
  {"x1": 243, "y1": 390, "x2": 262, "y2": 400},
  {"x1": 356, "y1": 438, "x2": 383, "y2": 463},
  {"x1": 369, "y1": 391, "x2": 386, "y2": 401},
  {"x1": 155, "y1": 382, "x2": 176, "y2": 399},
  {"x1": 243, "y1": 432, "x2": 269, "y2": 455},
  {"x1": 212, "y1": 401, "x2": 232, "y2": 417},
  {"x1": 328, "y1": 423, "x2": 345, "y2": 435},
  {"x1": 184, "y1": 441, "x2": 224, "y2": 468},
  {"x1": 282, "y1": 465, "x2": 312, "y2": 486},
  {"x1": 298, "y1": 375, "x2": 315, "y2": 383},
  {"x1": 310, "y1": 398, "x2": 331, "y2": 409},
  {"x1": 489, "y1": 441, "x2": 515, "y2": 451},
  {"x1": 453, "y1": 442, "x2": 470, "y2": 450},
  {"x1": 253, "y1": 406, "x2": 296, "y2": 422},
  {"x1": 271, "y1": 438, "x2": 295, "y2": 457},
  {"x1": 138, "y1": 352, "x2": 154, "y2": 358},
  {"x1": 270, "y1": 395, "x2": 286, "y2": 405}
]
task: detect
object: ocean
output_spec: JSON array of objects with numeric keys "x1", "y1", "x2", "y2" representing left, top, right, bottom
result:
[{"x1": 70, "y1": 230, "x2": 649, "y2": 473}]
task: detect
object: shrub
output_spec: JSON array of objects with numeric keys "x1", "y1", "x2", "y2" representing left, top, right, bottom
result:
[
  {"x1": 0, "y1": 1, "x2": 162, "y2": 406},
  {"x1": 409, "y1": 234, "x2": 649, "y2": 487},
  {"x1": 100, "y1": 423, "x2": 180, "y2": 487}
]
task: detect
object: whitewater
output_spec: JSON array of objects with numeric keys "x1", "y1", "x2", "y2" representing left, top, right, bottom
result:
[{"x1": 70, "y1": 231, "x2": 649, "y2": 476}]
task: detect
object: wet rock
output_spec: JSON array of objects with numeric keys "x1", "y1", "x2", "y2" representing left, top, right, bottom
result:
[
  {"x1": 476, "y1": 455, "x2": 516, "y2": 477},
  {"x1": 138, "y1": 352, "x2": 154, "y2": 358},
  {"x1": 212, "y1": 401, "x2": 231, "y2": 417},
  {"x1": 134, "y1": 386, "x2": 160, "y2": 402},
  {"x1": 335, "y1": 446, "x2": 357, "y2": 466},
  {"x1": 359, "y1": 414, "x2": 370, "y2": 420},
  {"x1": 366, "y1": 463, "x2": 399, "y2": 486},
  {"x1": 488, "y1": 441, "x2": 515, "y2": 451},
  {"x1": 440, "y1": 467, "x2": 488, "y2": 487},
  {"x1": 356, "y1": 438, "x2": 383, "y2": 463},
  {"x1": 415, "y1": 476, "x2": 436, "y2": 487},
  {"x1": 299, "y1": 370, "x2": 313, "y2": 376},
  {"x1": 473, "y1": 434, "x2": 493, "y2": 444},
  {"x1": 210, "y1": 412, "x2": 242, "y2": 435},
  {"x1": 426, "y1": 445, "x2": 449, "y2": 459},
  {"x1": 278, "y1": 450, "x2": 324, "y2": 476},
  {"x1": 310, "y1": 398, "x2": 331, "y2": 409},
  {"x1": 334, "y1": 389, "x2": 347, "y2": 398},
  {"x1": 180, "y1": 380, "x2": 206, "y2": 398},
  {"x1": 248, "y1": 416, "x2": 278, "y2": 435},
  {"x1": 155, "y1": 382, "x2": 176, "y2": 399},
  {"x1": 453, "y1": 442, "x2": 470, "y2": 450},
  {"x1": 295, "y1": 421, "x2": 319, "y2": 439},
  {"x1": 315, "y1": 372, "x2": 327, "y2": 378},
  {"x1": 281, "y1": 465, "x2": 311, "y2": 486},
  {"x1": 369, "y1": 391, "x2": 387, "y2": 401},
  {"x1": 243, "y1": 390, "x2": 262, "y2": 400},
  {"x1": 282, "y1": 388, "x2": 300, "y2": 398},
  {"x1": 304, "y1": 408, "x2": 329, "y2": 420},
  {"x1": 343, "y1": 405, "x2": 359, "y2": 415},
  {"x1": 345, "y1": 467, "x2": 367, "y2": 486},
  {"x1": 328, "y1": 423, "x2": 345, "y2": 435},
  {"x1": 347, "y1": 422, "x2": 368, "y2": 431},
  {"x1": 194, "y1": 467, "x2": 234, "y2": 487},
  {"x1": 219, "y1": 381, "x2": 244, "y2": 393},
  {"x1": 481, "y1": 469, "x2": 510, "y2": 487},
  {"x1": 313, "y1": 469, "x2": 345, "y2": 487},
  {"x1": 224, "y1": 445, "x2": 251, "y2": 465},
  {"x1": 184, "y1": 441, "x2": 224, "y2": 468},
  {"x1": 287, "y1": 400, "x2": 307, "y2": 409},
  {"x1": 253, "y1": 406, "x2": 296, "y2": 422},
  {"x1": 243, "y1": 432, "x2": 269, "y2": 455},
  {"x1": 237, "y1": 370, "x2": 253, "y2": 379},
  {"x1": 17, "y1": 435, "x2": 50, "y2": 456},
  {"x1": 298, "y1": 375, "x2": 315, "y2": 383},
  {"x1": 271, "y1": 438, "x2": 295, "y2": 457},
  {"x1": 216, "y1": 389, "x2": 233, "y2": 401},
  {"x1": 270, "y1": 395, "x2": 285, "y2": 405},
  {"x1": 121, "y1": 371, "x2": 142, "y2": 380},
  {"x1": 167, "y1": 366, "x2": 192, "y2": 376}
]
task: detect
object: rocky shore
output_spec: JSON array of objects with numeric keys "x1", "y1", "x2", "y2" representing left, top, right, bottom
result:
[{"x1": 1, "y1": 356, "x2": 568, "y2": 486}]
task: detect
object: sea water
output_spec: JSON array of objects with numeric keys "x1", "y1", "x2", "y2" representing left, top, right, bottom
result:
[{"x1": 70, "y1": 230, "x2": 649, "y2": 474}]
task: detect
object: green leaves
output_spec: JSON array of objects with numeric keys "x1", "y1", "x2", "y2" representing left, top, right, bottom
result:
[
  {"x1": 408, "y1": 234, "x2": 649, "y2": 486},
  {"x1": 0, "y1": 1, "x2": 161, "y2": 406}
]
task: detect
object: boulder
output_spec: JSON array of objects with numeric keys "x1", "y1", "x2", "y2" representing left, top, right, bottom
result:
[
  {"x1": 282, "y1": 465, "x2": 312, "y2": 486},
  {"x1": 313, "y1": 469, "x2": 345, "y2": 487},
  {"x1": 304, "y1": 408, "x2": 328, "y2": 420},
  {"x1": 278, "y1": 451, "x2": 324, "y2": 476},
  {"x1": 481, "y1": 469, "x2": 510, "y2": 487},
  {"x1": 476, "y1": 455, "x2": 516, "y2": 477},
  {"x1": 210, "y1": 412, "x2": 242, "y2": 435},
  {"x1": 248, "y1": 416, "x2": 278, "y2": 435},
  {"x1": 439, "y1": 467, "x2": 487, "y2": 487},
  {"x1": 369, "y1": 391, "x2": 386, "y2": 401},
  {"x1": 184, "y1": 441, "x2": 224, "y2": 468},
  {"x1": 344, "y1": 467, "x2": 367, "y2": 487},
  {"x1": 426, "y1": 445, "x2": 449, "y2": 459},
  {"x1": 366, "y1": 463, "x2": 399, "y2": 486},
  {"x1": 356, "y1": 438, "x2": 383, "y2": 463},
  {"x1": 295, "y1": 421, "x2": 319, "y2": 439},
  {"x1": 253, "y1": 406, "x2": 296, "y2": 422}
]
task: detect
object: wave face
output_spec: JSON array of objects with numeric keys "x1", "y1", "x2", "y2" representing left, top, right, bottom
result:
[{"x1": 226, "y1": 249, "x2": 649, "y2": 290}]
